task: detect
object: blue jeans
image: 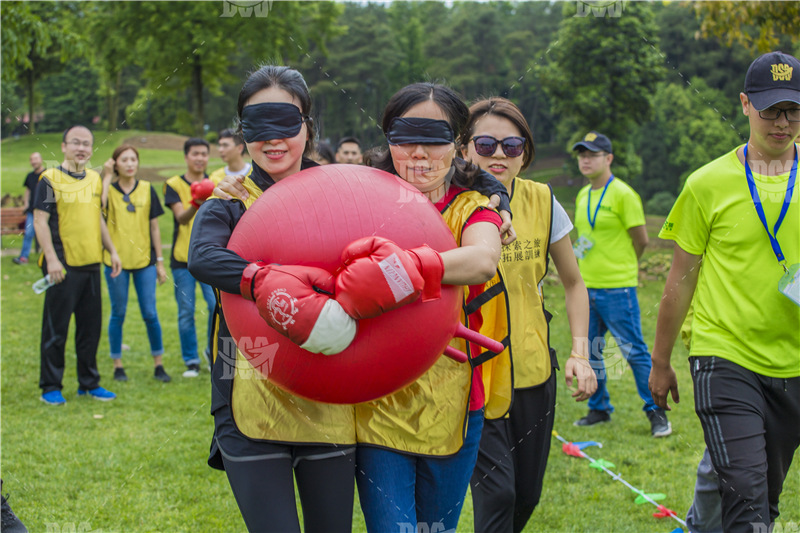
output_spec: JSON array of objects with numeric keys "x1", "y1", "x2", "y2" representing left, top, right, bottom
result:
[
  {"x1": 105, "y1": 265, "x2": 164, "y2": 358},
  {"x1": 586, "y1": 287, "x2": 656, "y2": 414},
  {"x1": 357, "y1": 409, "x2": 484, "y2": 533},
  {"x1": 172, "y1": 267, "x2": 215, "y2": 366},
  {"x1": 19, "y1": 212, "x2": 35, "y2": 259}
]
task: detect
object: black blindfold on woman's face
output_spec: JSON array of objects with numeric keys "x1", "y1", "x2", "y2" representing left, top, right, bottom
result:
[
  {"x1": 385, "y1": 117, "x2": 455, "y2": 145},
  {"x1": 241, "y1": 102, "x2": 307, "y2": 143}
]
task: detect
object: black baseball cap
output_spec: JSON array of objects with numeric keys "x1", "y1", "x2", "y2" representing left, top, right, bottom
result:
[
  {"x1": 572, "y1": 131, "x2": 613, "y2": 154},
  {"x1": 744, "y1": 51, "x2": 800, "y2": 111}
]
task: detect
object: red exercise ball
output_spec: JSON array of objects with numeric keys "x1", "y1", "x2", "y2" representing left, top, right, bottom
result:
[{"x1": 221, "y1": 164, "x2": 462, "y2": 404}]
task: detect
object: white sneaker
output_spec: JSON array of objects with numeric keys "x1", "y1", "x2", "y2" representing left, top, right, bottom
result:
[{"x1": 182, "y1": 364, "x2": 200, "y2": 378}]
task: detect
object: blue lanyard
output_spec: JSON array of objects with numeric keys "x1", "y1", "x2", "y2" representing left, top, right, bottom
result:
[
  {"x1": 587, "y1": 175, "x2": 614, "y2": 230},
  {"x1": 743, "y1": 143, "x2": 797, "y2": 265}
]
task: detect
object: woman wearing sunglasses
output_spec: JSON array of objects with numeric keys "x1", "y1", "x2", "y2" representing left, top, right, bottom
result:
[
  {"x1": 461, "y1": 97, "x2": 596, "y2": 533},
  {"x1": 100, "y1": 145, "x2": 170, "y2": 383},
  {"x1": 349, "y1": 82, "x2": 506, "y2": 533}
]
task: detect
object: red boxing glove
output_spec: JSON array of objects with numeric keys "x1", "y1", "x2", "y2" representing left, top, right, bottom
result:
[
  {"x1": 240, "y1": 262, "x2": 357, "y2": 355},
  {"x1": 190, "y1": 179, "x2": 215, "y2": 209},
  {"x1": 335, "y1": 236, "x2": 444, "y2": 320}
]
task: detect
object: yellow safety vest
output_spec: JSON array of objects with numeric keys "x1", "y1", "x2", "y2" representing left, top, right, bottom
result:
[
  {"x1": 164, "y1": 176, "x2": 194, "y2": 264},
  {"x1": 164, "y1": 173, "x2": 223, "y2": 264},
  {"x1": 39, "y1": 167, "x2": 103, "y2": 267},
  {"x1": 481, "y1": 178, "x2": 553, "y2": 420},
  {"x1": 356, "y1": 189, "x2": 509, "y2": 456},
  {"x1": 224, "y1": 173, "x2": 356, "y2": 445},
  {"x1": 104, "y1": 180, "x2": 153, "y2": 269}
]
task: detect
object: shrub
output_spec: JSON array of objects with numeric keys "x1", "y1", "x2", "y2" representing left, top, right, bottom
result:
[{"x1": 646, "y1": 191, "x2": 676, "y2": 216}]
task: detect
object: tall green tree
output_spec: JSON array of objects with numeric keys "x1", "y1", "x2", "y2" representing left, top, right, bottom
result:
[
  {"x1": 538, "y1": 1, "x2": 666, "y2": 181},
  {"x1": 0, "y1": 1, "x2": 86, "y2": 134},
  {"x1": 692, "y1": 1, "x2": 800, "y2": 54},
  {"x1": 117, "y1": 1, "x2": 342, "y2": 136},
  {"x1": 637, "y1": 79, "x2": 742, "y2": 199}
]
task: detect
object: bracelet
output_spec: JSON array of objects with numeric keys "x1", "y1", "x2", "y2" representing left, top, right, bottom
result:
[
  {"x1": 569, "y1": 353, "x2": 589, "y2": 361},
  {"x1": 156, "y1": 257, "x2": 164, "y2": 262}
]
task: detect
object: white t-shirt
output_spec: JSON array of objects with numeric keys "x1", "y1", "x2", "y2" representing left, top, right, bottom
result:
[
  {"x1": 226, "y1": 163, "x2": 252, "y2": 177},
  {"x1": 551, "y1": 195, "x2": 573, "y2": 244}
]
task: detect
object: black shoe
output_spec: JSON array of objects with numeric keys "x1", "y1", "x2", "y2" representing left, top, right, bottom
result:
[
  {"x1": 647, "y1": 407, "x2": 672, "y2": 437},
  {"x1": 154, "y1": 365, "x2": 171, "y2": 383},
  {"x1": 1, "y1": 492, "x2": 28, "y2": 533},
  {"x1": 113, "y1": 367, "x2": 128, "y2": 382},
  {"x1": 574, "y1": 409, "x2": 611, "y2": 427},
  {"x1": 11, "y1": 257, "x2": 27, "y2": 265}
]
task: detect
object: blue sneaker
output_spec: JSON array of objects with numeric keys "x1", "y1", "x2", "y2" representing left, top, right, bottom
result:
[
  {"x1": 40, "y1": 390, "x2": 66, "y2": 405},
  {"x1": 77, "y1": 387, "x2": 116, "y2": 401}
]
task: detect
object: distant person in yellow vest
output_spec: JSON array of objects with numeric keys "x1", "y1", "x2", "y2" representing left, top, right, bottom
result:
[
  {"x1": 100, "y1": 145, "x2": 170, "y2": 383},
  {"x1": 163, "y1": 138, "x2": 216, "y2": 378},
  {"x1": 33, "y1": 125, "x2": 122, "y2": 405},
  {"x1": 209, "y1": 128, "x2": 251, "y2": 184},
  {"x1": 571, "y1": 131, "x2": 672, "y2": 438},
  {"x1": 461, "y1": 97, "x2": 596, "y2": 533},
  {"x1": 334, "y1": 136, "x2": 363, "y2": 164},
  {"x1": 650, "y1": 50, "x2": 800, "y2": 532}
]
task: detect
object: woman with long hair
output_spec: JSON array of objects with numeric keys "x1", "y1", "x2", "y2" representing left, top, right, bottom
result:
[{"x1": 101, "y1": 145, "x2": 170, "y2": 383}]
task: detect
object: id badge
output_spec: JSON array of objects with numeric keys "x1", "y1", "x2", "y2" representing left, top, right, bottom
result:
[
  {"x1": 778, "y1": 263, "x2": 800, "y2": 307},
  {"x1": 573, "y1": 235, "x2": 594, "y2": 260}
]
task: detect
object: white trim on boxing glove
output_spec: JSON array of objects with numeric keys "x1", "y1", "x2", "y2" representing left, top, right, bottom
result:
[{"x1": 300, "y1": 299, "x2": 357, "y2": 355}]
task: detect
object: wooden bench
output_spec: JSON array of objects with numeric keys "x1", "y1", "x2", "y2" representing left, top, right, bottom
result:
[{"x1": 1, "y1": 207, "x2": 27, "y2": 236}]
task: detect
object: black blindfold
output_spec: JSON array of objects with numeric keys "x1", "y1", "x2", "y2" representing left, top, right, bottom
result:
[
  {"x1": 241, "y1": 102, "x2": 308, "y2": 143},
  {"x1": 385, "y1": 117, "x2": 454, "y2": 145}
]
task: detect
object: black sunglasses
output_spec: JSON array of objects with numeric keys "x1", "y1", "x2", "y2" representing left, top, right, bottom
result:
[
  {"x1": 471, "y1": 136, "x2": 526, "y2": 158},
  {"x1": 123, "y1": 193, "x2": 135, "y2": 212}
]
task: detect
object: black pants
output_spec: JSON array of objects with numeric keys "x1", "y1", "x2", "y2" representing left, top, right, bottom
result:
[
  {"x1": 690, "y1": 356, "x2": 800, "y2": 533},
  {"x1": 214, "y1": 406, "x2": 355, "y2": 533},
  {"x1": 471, "y1": 372, "x2": 556, "y2": 533},
  {"x1": 39, "y1": 269, "x2": 102, "y2": 393}
]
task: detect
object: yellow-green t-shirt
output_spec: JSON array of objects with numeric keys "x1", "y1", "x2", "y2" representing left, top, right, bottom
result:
[
  {"x1": 574, "y1": 177, "x2": 645, "y2": 288},
  {"x1": 659, "y1": 145, "x2": 800, "y2": 378}
]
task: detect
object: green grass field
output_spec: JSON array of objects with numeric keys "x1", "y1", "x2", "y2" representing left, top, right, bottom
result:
[
  {"x1": 2, "y1": 132, "x2": 798, "y2": 532},
  {"x1": 2, "y1": 253, "x2": 798, "y2": 532}
]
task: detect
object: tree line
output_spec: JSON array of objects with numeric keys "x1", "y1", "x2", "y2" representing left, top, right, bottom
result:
[{"x1": 2, "y1": 1, "x2": 797, "y2": 202}]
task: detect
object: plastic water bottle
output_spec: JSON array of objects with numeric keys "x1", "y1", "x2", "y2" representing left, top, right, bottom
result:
[{"x1": 32, "y1": 274, "x2": 56, "y2": 294}]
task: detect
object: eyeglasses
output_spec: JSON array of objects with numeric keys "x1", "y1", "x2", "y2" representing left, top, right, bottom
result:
[
  {"x1": 757, "y1": 107, "x2": 800, "y2": 122},
  {"x1": 471, "y1": 136, "x2": 526, "y2": 158},
  {"x1": 66, "y1": 140, "x2": 92, "y2": 148},
  {"x1": 123, "y1": 193, "x2": 135, "y2": 212},
  {"x1": 575, "y1": 151, "x2": 607, "y2": 160}
]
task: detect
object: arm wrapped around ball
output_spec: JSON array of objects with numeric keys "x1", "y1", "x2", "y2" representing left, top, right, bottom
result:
[
  {"x1": 334, "y1": 236, "x2": 444, "y2": 320},
  {"x1": 240, "y1": 262, "x2": 356, "y2": 355}
]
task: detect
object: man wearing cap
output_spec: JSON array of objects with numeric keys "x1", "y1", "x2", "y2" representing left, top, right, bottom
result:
[
  {"x1": 649, "y1": 51, "x2": 800, "y2": 532},
  {"x1": 571, "y1": 132, "x2": 671, "y2": 438}
]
